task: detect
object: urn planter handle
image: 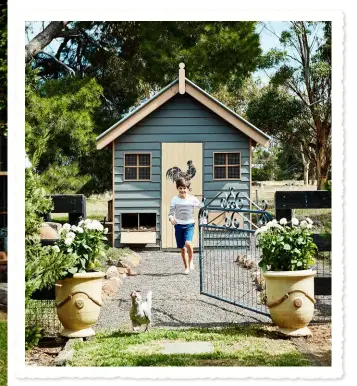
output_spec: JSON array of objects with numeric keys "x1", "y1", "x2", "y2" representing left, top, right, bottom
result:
[
  {"x1": 266, "y1": 289, "x2": 316, "y2": 309},
  {"x1": 56, "y1": 290, "x2": 103, "y2": 308}
]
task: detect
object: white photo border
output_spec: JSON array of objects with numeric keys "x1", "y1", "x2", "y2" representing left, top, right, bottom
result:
[{"x1": 8, "y1": 4, "x2": 344, "y2": 380}]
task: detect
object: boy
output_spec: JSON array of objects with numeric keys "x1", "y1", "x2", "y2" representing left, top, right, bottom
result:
[{"x1": 168, "y1": 177, "x2": 202, "y2": 274}]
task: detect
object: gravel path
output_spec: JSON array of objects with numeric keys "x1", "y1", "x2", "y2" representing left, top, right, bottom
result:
[{"x1": 95, "y1": 251, "x2": 270, "y2": 332}]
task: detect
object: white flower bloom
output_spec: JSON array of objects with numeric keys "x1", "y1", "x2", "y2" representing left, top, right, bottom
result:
[
  {"x1": 64, "y1": 238, "x2": 73, "y2": 246},
  {"x1": 307, "y1": 224, "x2": 313, "y2": 229},
  {"x1": 291, "y1": 217, "x2": 299, "y2": 226},
  {"x1": 63, "y1": 223, "x2": 71, "y2": 231},
  {"x1": 300, "y1": 220, "x2": 308, "y2": 229},
  {"x1": 284, "y1": 244, "x2": 291, "y2": 250},
  {"x1": 58, "y1": 228, "x2": 64, "y2": 235},
  {"x1": 104, "y1": 228, "x2": 108, "y2": 234},
  {"x1": 279, "y1": 218, "x2": 287, "y2": 225},
  {"x1": 260, "y1": 226, "x2": 268, "y2": 233},
  {"x1": 76, "y1": 227, "x2": 84, "y2": 233},
  {"x1": 306, "y1": 218, "x2": 313, "y2": 225},
  {"x1": 93, "y1": 220, "x2": 104, "y2": 231},
  {"x1": 52, "y1": 245, "x2": 60, "y2": 253},
  {"x1": 271, "y1": 219, "x2": 278, "y2": 225},
  {"x1": 71, "y1": 225, "x2": 78, "y2": 231},
  {"x1": 67, "y1": 232, "x2": 76, "y2": 239},
  {"x1": 84, "y1": 219, "x2": 91, "y2": 224},
  {"x1": 67, "y1": 248, "x2": 73, "y2": 253},
  {"x1": 78, "y1": 220, "x2": 84, "y2": 227}
]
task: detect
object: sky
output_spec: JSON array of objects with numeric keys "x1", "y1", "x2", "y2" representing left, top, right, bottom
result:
[{"x1": 25, "y1": 21, "x2": 323, "y2": 86}]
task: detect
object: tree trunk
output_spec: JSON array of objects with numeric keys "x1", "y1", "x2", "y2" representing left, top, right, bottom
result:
[
  {"x1": 300, "y1": 144, "x2": 310, "y2": 186},
  {"x1": 316, "y1": 143, "x2": 330, "y2": 190},
  {"x1": 303, "y1": 162, "x2": 310, "y2": 186},
  {"x1": 25, "y1": 22, "x2": 69, "y2": 63},
  {"x1": 310, "y1": 166, "x2": 316, "y2": 186}
]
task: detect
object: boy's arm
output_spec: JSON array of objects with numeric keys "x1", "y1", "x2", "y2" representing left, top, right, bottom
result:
[
  {"x1": 192, "y1": 196, "x2": 204, "y2": 208},
  {"x1": 168, "y1": 197, "x2": 176, "y2": 223}
]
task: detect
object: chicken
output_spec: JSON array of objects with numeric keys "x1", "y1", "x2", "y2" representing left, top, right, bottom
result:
[
  {"x1": 129, "y1": 290, "x2": 152, "y2": 332},
  {"x1": 166, "y1": 160, "x2": 197, "y2": 182}
]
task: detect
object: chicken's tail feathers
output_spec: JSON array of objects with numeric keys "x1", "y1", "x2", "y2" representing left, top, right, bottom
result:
[{"x1": 146, "y1": 290, "x2": 152, "y2": 307}]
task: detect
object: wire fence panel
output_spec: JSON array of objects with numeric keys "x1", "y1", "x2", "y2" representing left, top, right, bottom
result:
[
  {"x1": 199, "y1": 189, "x2": 331, "y2": 324},
  {"x1": 26, "y1": 300, "x2": 62, "y2": 337},
  {"x1": 199, "y1": 225, "x2": 270, "y2": 317}
]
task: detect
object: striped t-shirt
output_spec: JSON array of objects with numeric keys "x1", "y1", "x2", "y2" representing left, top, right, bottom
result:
[{"x1": 168, "y1": 195, "x2": 203, "y2": 225}]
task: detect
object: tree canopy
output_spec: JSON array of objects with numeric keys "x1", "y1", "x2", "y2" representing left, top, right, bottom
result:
[{"x1": 26, "y1": 21, "x2": 263, "y2": 194}]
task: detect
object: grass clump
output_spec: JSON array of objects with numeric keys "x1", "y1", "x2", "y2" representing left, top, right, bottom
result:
[
  {"x1": 69, "y1": 325, "x2": 310, "y2": 367},
  {"x1": 0, "y1": 321, "x2": 7, "y2": 385}
]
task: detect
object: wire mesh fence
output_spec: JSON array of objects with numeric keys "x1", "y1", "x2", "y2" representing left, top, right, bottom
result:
[
  {"x1": 200, "y1": 225, "x2": 270, "y2": 319},
  {"x1": 199, "y1": 224, "x2": 331, "y2": 323},
  {"x1": 312, "y1": 251, "x2": 332, "y2": 323},
  {"x1": 26, "y1": 299, "x2": 62, "y2": 337}
]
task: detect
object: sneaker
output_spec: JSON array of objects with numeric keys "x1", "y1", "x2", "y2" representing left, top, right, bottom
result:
[
  {"x1": 189, "y1": 261, "x2": 194, "y2": 270},
  {"x1": 184, "y1": 267, "x2": 190, "y2": 275}
]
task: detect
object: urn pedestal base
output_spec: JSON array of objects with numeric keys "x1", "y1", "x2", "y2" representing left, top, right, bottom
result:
[
  {"x1": 277, "y1": 326, "x2": 312, "y2": 337},
  {"x1": 60, "y1": 327, "x2": 96, "y2": 338}
]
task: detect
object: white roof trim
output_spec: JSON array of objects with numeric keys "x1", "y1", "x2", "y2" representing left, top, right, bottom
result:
[{"x1": 96, "y1": 77, "x2": 270, "y2": 149}]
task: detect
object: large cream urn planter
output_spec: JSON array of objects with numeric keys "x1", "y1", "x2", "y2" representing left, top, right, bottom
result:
[
  {"x1": 55, "y1": 272, "x2": 105, "y2": 338},
  {"x1": 263, "y1": 269, "x2": 316, "y2": 337}
]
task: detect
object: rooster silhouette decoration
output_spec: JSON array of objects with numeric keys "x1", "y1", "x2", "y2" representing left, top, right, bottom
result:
[{"x1": 166, "y1": 160, "x2": 196, "y2": 188}]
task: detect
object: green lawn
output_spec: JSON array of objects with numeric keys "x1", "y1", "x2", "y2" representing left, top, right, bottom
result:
[
  {"x1": 0, "y1": 320, "x2": 7, "y2": 385},
  {"x1": 69, "y1": 325, "x2": 310, "y2": 367}
]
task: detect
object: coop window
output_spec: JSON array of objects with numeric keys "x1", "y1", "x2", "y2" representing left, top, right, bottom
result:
[
  {"x1": 213, "y1": 152, "x2": 241, "y2": 180},
  {"x1": 124, "y1": 153, "x2": 151, "y2": 181},
  {"x1": 121, "y1": 213, "x2": 156, "y2": 231}
]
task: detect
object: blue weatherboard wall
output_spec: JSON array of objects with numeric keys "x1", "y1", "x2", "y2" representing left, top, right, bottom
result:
[{"x1": 114, "y1": 94, "x2": 251, "y2": 248}]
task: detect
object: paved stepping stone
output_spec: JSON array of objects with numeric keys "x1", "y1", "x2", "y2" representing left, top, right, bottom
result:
[{"x1": 161, "y1": 341, "x2": 214, "y2": 354}]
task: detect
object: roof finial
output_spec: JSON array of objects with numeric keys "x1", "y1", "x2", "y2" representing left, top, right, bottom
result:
[{"x1": 179, "y1": 62, "x2": 185, "y2": 94}]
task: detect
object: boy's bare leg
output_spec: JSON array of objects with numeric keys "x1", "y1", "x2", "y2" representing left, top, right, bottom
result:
[
  {"x1": 181, "y1": 248, "x2": 188, "y2": 268},
  {"x1": 185, "y1": 241, "x2": 193, "y2": 265}
]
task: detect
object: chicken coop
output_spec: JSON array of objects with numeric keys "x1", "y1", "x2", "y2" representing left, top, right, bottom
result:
[{"x1": 96, "y1": 64, "x2": 270, "y2": 249}]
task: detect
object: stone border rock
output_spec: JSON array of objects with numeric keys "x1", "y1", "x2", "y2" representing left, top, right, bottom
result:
[
  {"x1": 54, "y1": 338, "x2": 83, "y2": 366},
  {"x1": 0, "y1": 283, "x2": 7, "y2": 307},
  {"x1": 102, "y1": 250, "x2": 141, "y2": 297}
]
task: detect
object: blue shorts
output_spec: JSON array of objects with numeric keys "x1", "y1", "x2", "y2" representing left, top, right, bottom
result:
[{"x1": 174, "y1": 223, "x2": 195, "y2": 249}]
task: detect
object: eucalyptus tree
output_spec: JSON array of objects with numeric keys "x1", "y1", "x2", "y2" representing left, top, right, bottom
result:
[{"x1": 259, "y1": 21, "x2": 331, "y2": 189}]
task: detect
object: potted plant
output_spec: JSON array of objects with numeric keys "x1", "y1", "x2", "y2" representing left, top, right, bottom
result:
[
  {"x1": 53, "y1": 219, "x2": 109, "y2": 338},
  {"x1": 256, "y1": 217, "x2": 318, "y2": 336}
]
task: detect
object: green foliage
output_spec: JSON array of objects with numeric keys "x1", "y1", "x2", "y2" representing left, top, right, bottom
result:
[
  {"x1": 25, "y1": 69, "x2": 104, "y2": 193},
  {"x1": 211, "y1": 77, "x2": 263, "y2": 117},
  {"x1": 256, "y1": 218, "x2": 317, "y2": 272},
  {"x1": 252, "y1": 146, "x2": 278, "y2": 181},
  {"x1": 247, "y1": 87, "x2": 311, "y2": 180},
  {"x1": 25, "y1": 240, "x2": 77, "y2": 299},
  {"x1": 25, "y1": 325, "x2": 43, "y2": 351},
  {"x1": 246, "y1": 87, "x2": 307, "y2": 140},
  {"x1": 25, "y1": 169, "x2": 78, "y2": 299},
  {"x1": 54, "y1": 220, "x2": 109, "y2": 277},
  {"x1": 25, "y1": 168, "x2": 53, "y2": 237},
  {"x1": 322, "y1": 180, "x2": 331, "y2": 191},
  {"x1": 0, "y1": 320, "x2": 7, "y2": 385},
  {"x1": 39, "y1": 163, "x2": 91, "y2": 194}
]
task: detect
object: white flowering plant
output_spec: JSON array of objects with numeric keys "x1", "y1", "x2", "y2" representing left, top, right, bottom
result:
[
  {"x1": 255, "y1": 217, "x2": 317, "y2": 272},
  {"x1": 54, "y1": 219, "x2": 109, "y2": 277}
]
